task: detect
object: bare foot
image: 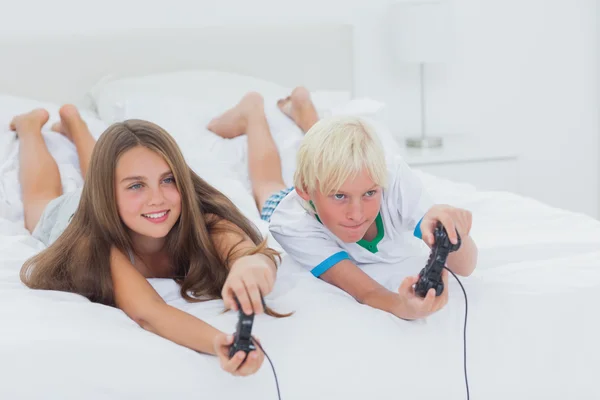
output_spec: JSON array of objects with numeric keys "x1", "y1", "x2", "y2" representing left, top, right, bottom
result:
[
  {"x1": 277, "y1": 86, "x2": 319, "y2": 133},
  {"x1": 9, "y1": 109, "x2": 50, "y2": 137},
  {"x1": 50, "y1": 104, "x2": 87, "y2": 142},
  {"x1": 207, "y1": 92, "x2": 263, "y2": 139},
  {"x1": 50, "y1": 121, "x2": 68, "y2": 140},
  {"x1": 206, "y1": 107, "x2": 247, "y2": 139}
]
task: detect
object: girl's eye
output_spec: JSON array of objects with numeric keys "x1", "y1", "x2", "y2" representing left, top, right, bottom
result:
[
  {"x1": 129, "y1": 183, "x2": 143, "y2": 190},
  {"x1": 333, "y1": 193, "x2": 346, "y2": 200},
  {"x1": 163, "y1": 176, "x2": 175, "y2": 184},
  {"x1": 365, "y1": 190, "x2": 377, "y2": 197}
]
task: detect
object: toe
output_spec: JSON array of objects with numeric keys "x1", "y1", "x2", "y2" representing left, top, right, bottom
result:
[{"x1": 51, "y1": 122, "x2": 63, "y2": 133}]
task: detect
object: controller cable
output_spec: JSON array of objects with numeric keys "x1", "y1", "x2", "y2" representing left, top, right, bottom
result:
[
  {"x1": 241, "y1": 266, "x2": 467, "y2": 400},
  {"x1": 252, "y1": 338, "x2": 282, "y2": 400},
  {"x1": 442, "y1": 265, "x2": 470, "y2": 400}
]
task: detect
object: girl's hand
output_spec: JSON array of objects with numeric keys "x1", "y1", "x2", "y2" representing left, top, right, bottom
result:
[
  {"x1": 213, "y1": 332, "x2": 265, "y2": 376},
  {"x1": 393, "y1": 269, "x2": 449, "y2": 320},
  {"x1": 421, "y1": 204, "x2": 472, "y2": 246},
  {"x1": 222, "y1": 254, "x2": 275, "y2": 315}
]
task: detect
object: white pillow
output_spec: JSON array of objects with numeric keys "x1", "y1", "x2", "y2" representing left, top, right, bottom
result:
[
  {"x1": 88, "y1": 70, "x2": 352, "y2": 124},
  {"x1": 92, "y1": 92, "x2": 388, "y2": 189},
  {"x1": 110, "y1": 93, "x2": 304, "y2": 187},
  {"x1": 195, "y1": 166, "x2": 261, "y2": 222},
  {"x1": 329, "y1": 97, "x2": 387, "y2": 120}
]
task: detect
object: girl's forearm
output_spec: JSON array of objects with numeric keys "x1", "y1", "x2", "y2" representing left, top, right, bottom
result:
[
  {"x1": 257, "y1": 253, "x2": 278, "y2": 276},
  {"x1": 137, "y1": 303, "x2": 223, "y2": 355},
  {"x1": 232, "y1": 253, "x2": 278, "y2": 279}
]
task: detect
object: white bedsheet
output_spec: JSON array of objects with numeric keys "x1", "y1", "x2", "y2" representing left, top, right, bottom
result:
[{"x1": 1, "y1": 97, "x2": 599, "y2": 399}]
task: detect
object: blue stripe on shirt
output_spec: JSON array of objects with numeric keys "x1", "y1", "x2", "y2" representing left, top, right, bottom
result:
[
  {"x1": 413, "y1": 217, "x2": 424, "y2": 239},
  {"x1": 310, "y1": 251, "x2": 350, "y2": 277}
]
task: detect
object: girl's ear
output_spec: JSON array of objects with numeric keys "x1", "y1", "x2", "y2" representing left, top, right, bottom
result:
[{"x1": 295, "y1": 186, "x2": 311, "y2": 202}]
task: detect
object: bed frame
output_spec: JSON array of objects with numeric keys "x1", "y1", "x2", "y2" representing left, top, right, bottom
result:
[{"x1": 0, "y1": 24, "x2": 354, "y2": 105}]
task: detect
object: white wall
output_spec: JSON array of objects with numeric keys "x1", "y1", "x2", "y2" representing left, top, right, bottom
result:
[{"x1": 3, "y1": 0, "x2": 599, "y2": 218}]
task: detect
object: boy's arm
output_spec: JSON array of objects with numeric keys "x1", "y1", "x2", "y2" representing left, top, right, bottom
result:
[
  {"x1": 388, "y1": 157, "x2": 478, "y2": 275},
  {"x1": 445, "y1": 235, "x2": 478, "y2": 276},
  {"x1": 419, "y1": 204, "x2": 478, "y2": 277},
  {"x1": 320, "y1": 259, "x2": 391, "y2": 308},
  {"x1": 319, "y1": 259, "x2": 447, "y2": 320}
]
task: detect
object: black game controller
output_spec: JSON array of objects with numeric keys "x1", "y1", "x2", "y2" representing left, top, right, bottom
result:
[
  {"x1": 415, "y1": 222, "x2": 461, "y2": 297},
  {"x1": 228, "y1": 297, "x2": 257, "y2": 359}
]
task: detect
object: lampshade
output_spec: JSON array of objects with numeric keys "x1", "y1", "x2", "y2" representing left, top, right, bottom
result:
[{"x1": 389, "y1": 0, "x2": 451, "y2": 64}]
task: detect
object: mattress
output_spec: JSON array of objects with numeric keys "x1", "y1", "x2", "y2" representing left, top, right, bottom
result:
[{"x1": 1, "y1": 96, "x2": 599, "y2": 400}]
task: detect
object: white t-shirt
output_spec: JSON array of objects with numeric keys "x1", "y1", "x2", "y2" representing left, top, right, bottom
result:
[{"x1": 269, "y1": 155, "x2": 433, "y2": 277}]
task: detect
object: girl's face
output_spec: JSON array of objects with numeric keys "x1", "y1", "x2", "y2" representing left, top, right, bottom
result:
[{"x1": 115, "y1": 146, "x2": 182, "y2": 241}]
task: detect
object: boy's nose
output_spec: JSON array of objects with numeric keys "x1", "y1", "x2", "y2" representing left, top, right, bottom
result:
[{"x1": 347, "y1": 201, "x2": 363, "y2": 221}]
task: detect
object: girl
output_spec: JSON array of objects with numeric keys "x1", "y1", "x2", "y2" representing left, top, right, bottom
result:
[{"x1": 14, "y1": 104, "x2": 284, "y2": 376}]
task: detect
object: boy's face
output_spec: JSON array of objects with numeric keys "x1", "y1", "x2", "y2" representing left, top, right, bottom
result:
[{"x1": 298, "y1": 169, "x2": 382, "y2": 243}]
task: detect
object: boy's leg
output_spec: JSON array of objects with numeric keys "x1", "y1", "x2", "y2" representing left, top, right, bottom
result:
[
  {"x1": 276, "y1": 86, "x2": 320, "y2": 134},
  {"x1": 51, "y1": 105, "x2": 96, "y2": 178},
  {"x1": 10, "y1": 109, "x2": 62, "y2": 232},
  {"x1": 208, "y1": 92, "x2": 287, "y2": 211}
]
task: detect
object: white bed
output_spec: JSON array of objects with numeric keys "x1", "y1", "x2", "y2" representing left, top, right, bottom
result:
[{"x1": 1, "y1": 25, "x2": 599, "y2": 400}]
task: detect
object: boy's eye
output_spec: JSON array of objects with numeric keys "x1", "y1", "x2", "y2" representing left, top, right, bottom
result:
[
  {"x1": 333, "y1": 193, "x2": 346, "y2": 200},
  {"x1": 365, "y1": 190, "x2": 377, "y2": 197}
]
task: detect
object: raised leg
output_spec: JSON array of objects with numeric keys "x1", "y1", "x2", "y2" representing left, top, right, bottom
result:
[
  {"x1": 208, "y1": 92, "x2": 287, "y2": 211},
  {"x1": 10, "y1": 109, "x2": 62, "y2": 232},
  {"x1": 276, "y1": 86, "x2": 320, "y2": 134},
  {"x1": 51, "y1": 104, "x2": 96, "y2": 178}
]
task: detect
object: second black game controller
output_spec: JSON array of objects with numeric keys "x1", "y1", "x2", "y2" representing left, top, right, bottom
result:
[
  {"x1": 228, "y1": 297, "x2": 259, "y2": 359},
  {"x1": 415, "y1": 222, "x2": 461, "y2": 297}
]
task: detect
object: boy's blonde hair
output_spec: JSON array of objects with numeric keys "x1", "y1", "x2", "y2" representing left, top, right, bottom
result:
[{"x1": 294, "y1": 116, "x2": 388, "y2": 195}]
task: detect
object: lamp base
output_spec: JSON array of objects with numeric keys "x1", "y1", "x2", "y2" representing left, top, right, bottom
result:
[{"x1": 405, "y1": 136, "x2": 443, "y2": 149}]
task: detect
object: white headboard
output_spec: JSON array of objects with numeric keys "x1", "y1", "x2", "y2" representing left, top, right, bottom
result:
[{"x1": 0, "y1": 24, "x2": 354, "y2": 105}]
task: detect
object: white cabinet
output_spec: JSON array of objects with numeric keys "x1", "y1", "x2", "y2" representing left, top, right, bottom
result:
[{"x1": 396, "y1": 136, "x2": 521, "y2": 193}]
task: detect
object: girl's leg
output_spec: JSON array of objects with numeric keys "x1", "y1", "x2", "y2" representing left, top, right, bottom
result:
[
  {"x1": 276, "y1": 86, "x2": 320, "y2": 134},
  {"x1": 51, "y1": 105, "x2": 96, "y2": 179},
  {"x1": 10, "y1": 109, "x2": 62, "y2": 233},
  {"x1": 207, "y1": 92, "x2": 287, "y2": 211}
]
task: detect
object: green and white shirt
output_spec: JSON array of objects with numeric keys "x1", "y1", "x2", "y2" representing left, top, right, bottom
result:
[{"x1": 269, "y1": 155, "x2": 433, "y2": 277}]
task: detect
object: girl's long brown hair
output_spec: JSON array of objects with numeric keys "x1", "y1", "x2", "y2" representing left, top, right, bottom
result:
[{"x1": 20, "y1": 120, "x2": 287, "y2": 317}]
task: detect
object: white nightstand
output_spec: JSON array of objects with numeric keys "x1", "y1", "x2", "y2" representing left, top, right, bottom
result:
[{"x1": 396, "y1": 135, "x2": 521, "y2": 193}]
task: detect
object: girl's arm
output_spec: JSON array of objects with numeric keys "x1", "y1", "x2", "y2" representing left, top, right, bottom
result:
[
  {"x1": 110, "y1": 248, "x2": 265, "y2": 376},
  {"x1": 209, "y1": 219, "x2": 277, "y2": 315},
  {"x1": 110, "y1": 247, "x2": 221, "y2": 354}
]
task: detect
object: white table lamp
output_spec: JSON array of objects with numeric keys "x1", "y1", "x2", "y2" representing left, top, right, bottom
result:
[{"x1": 389, "y1": 1, "x2": 451, "y2": 148}]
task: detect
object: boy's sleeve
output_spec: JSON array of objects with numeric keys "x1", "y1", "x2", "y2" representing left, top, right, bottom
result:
[
  {"x1": 268, "y1": 203, "x2": 348, "y2": 277},
  {"x1": 271, "y1": 229, "x2": 349, "y2": 277},
  {"x1": 387, "y1": 156, "x2": 434, "y2": 238}
]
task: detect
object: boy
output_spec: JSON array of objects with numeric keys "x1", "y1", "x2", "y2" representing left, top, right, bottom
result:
[{"x1": 208, "y1": 87, "x2": 477, "y2": 320}]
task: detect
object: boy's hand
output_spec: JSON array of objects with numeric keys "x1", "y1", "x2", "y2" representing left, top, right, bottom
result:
[
  {"x1": 222, "y1": 254, "x2": 275, "y2": 315},
  {"x1": 393, "y1": 269, "x2": 449, "y2": 320},
  {"x1": 214, "y1": 333, "x2": 265, "y2": 376},
  {"x1": 421, "y1": 204, "x2": 472, "y2": 246}
]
